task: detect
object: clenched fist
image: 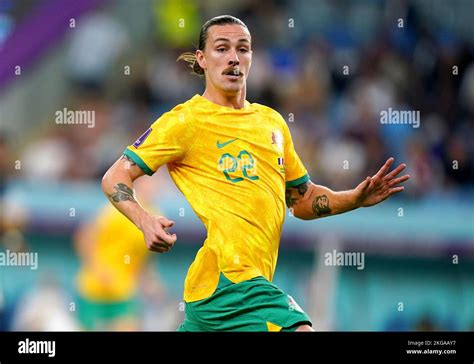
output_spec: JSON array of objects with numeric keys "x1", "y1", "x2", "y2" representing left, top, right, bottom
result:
[{"x1": 139, "y1": 215, "x2": 177, "y2": 253}]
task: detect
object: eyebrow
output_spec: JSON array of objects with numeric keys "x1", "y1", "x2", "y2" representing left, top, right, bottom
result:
[{"x1": 213, "y1": 38, "x2": 250, "y2": 44}]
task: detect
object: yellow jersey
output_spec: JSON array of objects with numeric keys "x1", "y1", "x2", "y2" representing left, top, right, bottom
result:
[
  {"x1": 124, "y1": 94, "x2": 309, "y2": 302},
  {"x1": 76, "y1": 204, "x2": 150, "y2": 301}
]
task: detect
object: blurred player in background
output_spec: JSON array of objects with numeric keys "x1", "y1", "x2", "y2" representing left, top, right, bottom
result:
[
  {"x1": 75, "y1": 176, "x2": 165, "y2": 331},
  {"x1": 101, "y1": 15, "x2": 410, "y2": 332}
]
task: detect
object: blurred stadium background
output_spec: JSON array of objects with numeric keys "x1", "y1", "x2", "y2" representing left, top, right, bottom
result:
[{"x1": 0, "y1": 0, "x2": 473, "y2": 331}]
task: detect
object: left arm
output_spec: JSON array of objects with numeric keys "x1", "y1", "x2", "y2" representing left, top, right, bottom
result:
[{"x1": 286, "y1": 158, "x2": 410, "y2": 220}]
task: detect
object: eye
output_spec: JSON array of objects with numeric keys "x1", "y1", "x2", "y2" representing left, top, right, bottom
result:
[
  {"x1": 217, "y1": 47, "x2": 226, "y2": 52},
  {"x1": 239, "y1": 48, "x2": 249, "y2": 53}
]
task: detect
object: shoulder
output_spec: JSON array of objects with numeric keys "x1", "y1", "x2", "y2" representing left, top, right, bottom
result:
[
  {"x1": 251, "y1": 102, "x2": 289, "y2": 130},
  {"x1": 158, "y1": 99, "x2": 193, "y2": 121},
  {"x1": 252, "y1": 102, "x2": 285, "y2": 120}
]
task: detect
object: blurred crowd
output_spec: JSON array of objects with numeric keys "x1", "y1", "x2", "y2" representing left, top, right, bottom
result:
[
  {"x1": 1, "y1": 0, "x2": 474, "y2": 332},
  {"x1": 2, "y1": 0, "x2": 473, "y2": 197}
]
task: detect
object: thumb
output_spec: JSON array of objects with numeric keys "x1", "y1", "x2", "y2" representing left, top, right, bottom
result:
[
  {"x1": 357, "y1": 177, "x2": 371, "y2": 192},
  {"x1": 158, "y1": 216, "x2": 175, "y2": 228}
]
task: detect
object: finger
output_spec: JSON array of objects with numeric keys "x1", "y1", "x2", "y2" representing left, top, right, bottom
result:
[
  {"x1": 149, "y1": 246, "x2": 164, "y2": 253},
  {"x1": 387, "y1": 174, "x2": 410, "y2": 187},
  {"x1": 157, "y1": 232, "x2": 177, "y2": 245},
  {"x1": 148, "y1": 245, "x2": 167, "y2": 253},
  {"x1": 150, "y1": 240, "x2": 170, "y2": 250},
  {"x1": 150, "y1": 235, "x2": 173, "y2": 247},
  {"x1": 157, "y1": 216, "x2": 175, "y2": 228},
  {"x1": 151, "y1": 236, "x2": 170, "y2": 248},
  {"x1": 387, "y1": 186, "x2": 404, "y2": 196},
  {"x1": 374, "y1": 157, "x2": 394, "y2": 179},
  {"x1": 383, "y1": 163, "x2": 407, "y2": 181},
  {"x1": 362, "y1": 176, "x2": 371, "y2": 191},
  {"x1": 357, "y1": 176, "x2": 371, "y2": 192},
  {"x1": 153, "y1": 245, "x2": 171, "y2": 253}
]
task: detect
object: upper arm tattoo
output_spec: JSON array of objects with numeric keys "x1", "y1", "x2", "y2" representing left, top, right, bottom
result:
[
  {"x1": 286, "y1": 181, "x2": 332, "y2": 217},
  {"x1": 285, "y1": 181, "x2": 309, "y2": 208},
  {"x1": 108, "y1": 183, "x2": 137, "y2": 203},
  {"x1": 121, "y1": 154, "x2": 137, "y2": 169}
]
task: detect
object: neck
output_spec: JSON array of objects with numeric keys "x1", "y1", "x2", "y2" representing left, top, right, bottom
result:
[{"x1": 202, "y1": 83, "x2": 246, "y2": 109}]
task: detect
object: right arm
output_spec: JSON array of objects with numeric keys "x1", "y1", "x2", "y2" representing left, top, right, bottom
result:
[{"x1": 101, "y1": 154, "x2": 177, "y2": 253}]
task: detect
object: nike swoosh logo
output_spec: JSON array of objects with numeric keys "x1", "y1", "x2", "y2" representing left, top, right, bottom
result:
[{"x1": 216, "y1": 138, "x2": 239, "y2": 148}]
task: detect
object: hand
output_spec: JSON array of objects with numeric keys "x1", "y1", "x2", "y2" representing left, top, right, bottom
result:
[
  {"x1": 353, "y1": 158, "x2": 410, "y2": 208},
  {"x1": 139, "y1": 215, "x2": 177, "y2": 253}
]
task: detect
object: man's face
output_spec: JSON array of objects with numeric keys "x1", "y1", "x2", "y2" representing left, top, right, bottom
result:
[
  {"x1": 196, "y1": 24, "x2": 252, "y2": 96},
  {"x1": 315, "y1": 195, "x2": 328, "y2": 209}
]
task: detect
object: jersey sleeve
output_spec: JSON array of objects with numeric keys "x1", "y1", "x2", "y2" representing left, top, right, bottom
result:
[
  {"x1": 280, "y1": 116, "x2": 310, "y2": 188},
  {"x1": 123, "y1": 105, "x2": 195, "y2": 175}
]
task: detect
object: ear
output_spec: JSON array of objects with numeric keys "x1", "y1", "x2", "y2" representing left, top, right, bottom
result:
[{"x1": 196, "y1": 50, "x2": 206, "y2": 70}]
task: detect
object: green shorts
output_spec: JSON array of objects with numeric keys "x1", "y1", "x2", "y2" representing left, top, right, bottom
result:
[
  {"x1": 178, "y1": 273, "x2": 312, "y2": 332},
  {"x1": 77, "y1": 295, "x2": 138, "y2": 330}
]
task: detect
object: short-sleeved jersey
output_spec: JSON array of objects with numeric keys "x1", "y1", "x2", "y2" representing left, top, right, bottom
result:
[{"x1": 124, "y1": 94, "x2": 309, "y2": 302}]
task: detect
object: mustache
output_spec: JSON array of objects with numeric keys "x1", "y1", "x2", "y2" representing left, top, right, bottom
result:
[{"x1": 222, "y1": 67, "x2": 243, "y2": 76}]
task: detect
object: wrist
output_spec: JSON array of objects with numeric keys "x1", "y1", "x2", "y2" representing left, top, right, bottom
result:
[
  {"x1": 135, "y1": 209, "x2": 152, "y2": 232},
  {"x1": 349, "y1": 189, "x2": 361, "y2": 209}
]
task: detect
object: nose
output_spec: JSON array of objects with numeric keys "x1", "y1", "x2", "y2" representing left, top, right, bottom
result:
[{"x1": 228, "y1": 49, "x2": 240, "y2": 66}]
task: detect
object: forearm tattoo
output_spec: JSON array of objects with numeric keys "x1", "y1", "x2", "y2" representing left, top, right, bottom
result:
[
  {"x1": 312, "y1": 194, "x2": 331, "y2": 216},
  {"x1": 286, "y1": 181, "x2": 332, "y2": 217},
  {"x1": 108, "y1": 183, "x2": 137, "y2": 203}
]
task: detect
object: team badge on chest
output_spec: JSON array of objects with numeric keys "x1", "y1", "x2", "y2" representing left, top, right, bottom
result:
[
  {"x1": 271, "y1": 131, "x2": 285, "y2": 173},
  {"x1": 271, "y1": 130, "x2": 283, "y2": 151}
]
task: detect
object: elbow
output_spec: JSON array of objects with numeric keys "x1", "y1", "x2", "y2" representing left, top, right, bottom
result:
[
  {"x1": 290, "y1": 207, "x2": 313, "y2": 220},
  {"x1": 101, "y1": 167, "x2": 113, "y2": 195},
  {"x1": 295, "y1": 214, "x2": 313, "y2": 221}
]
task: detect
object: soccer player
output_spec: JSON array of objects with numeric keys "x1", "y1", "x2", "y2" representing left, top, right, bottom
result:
[{"x1": 101, "y1": 15, "x2": 410, "y2": 332}]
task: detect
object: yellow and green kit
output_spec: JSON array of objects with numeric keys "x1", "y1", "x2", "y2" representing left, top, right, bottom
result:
[{"x1": 124, "y1": 95, "x2": 312, "y2": 331}]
